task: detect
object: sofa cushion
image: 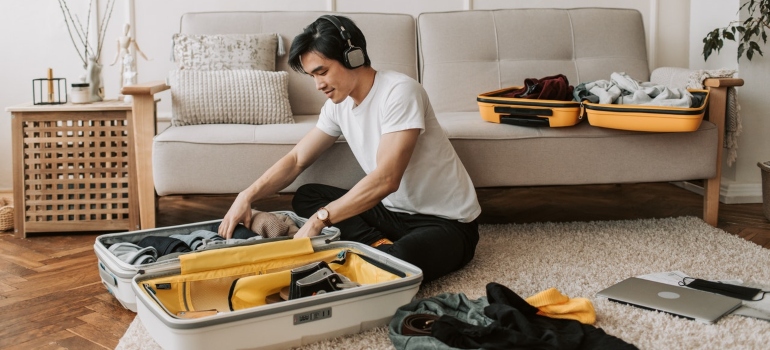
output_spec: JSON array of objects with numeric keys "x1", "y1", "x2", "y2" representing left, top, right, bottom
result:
[
  {"x1": 156, "y1": 114, "x2": 318, "y2": 145},
  {"x1": 179, "y1": 12, "x2": 418, "y2": 116},
  {"x1": 169, "y1": 69, "x2": 293, "y2": 126},
  {"x1": 153, "y1": 115, "x2": 363, "y2": 195},
  {"x1": 418, "y1": 8, "x2": 649, "y2": 113},
  {"x1": 437, "y1": 113, "x2": 718, "y2": 187},
  {"x1": 172, "y1": 33, "x2": 278, "y2": 71},
  {"x1": 153, "y1": 111, "x2": 718, "y2": 195}
]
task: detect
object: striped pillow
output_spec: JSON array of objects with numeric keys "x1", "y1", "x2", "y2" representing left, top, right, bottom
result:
[{"x1": 169, "y1": 69, "x2": 293, "y2": 126}]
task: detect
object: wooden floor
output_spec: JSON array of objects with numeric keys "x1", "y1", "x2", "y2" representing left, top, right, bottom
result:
[{"x1": 0, "y1": 183, "x2": 768, "y2": 349}]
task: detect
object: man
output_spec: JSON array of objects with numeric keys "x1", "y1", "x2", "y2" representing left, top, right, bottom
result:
[{"x1": 219, "y1": 15, "x2": 480, "y2": 283}]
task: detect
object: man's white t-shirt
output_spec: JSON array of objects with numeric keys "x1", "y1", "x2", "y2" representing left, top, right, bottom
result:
[{"x1": 316, "y1": 70, "x2": 481, "y2": 222}]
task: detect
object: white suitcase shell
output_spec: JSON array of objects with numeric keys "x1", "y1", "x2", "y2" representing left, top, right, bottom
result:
[
  {"x1": 94, "y1": 211, "x2": 340, "y2": 312},
  {"x1": 133, "y1": 241, "x2": 422, "y2": 350}
]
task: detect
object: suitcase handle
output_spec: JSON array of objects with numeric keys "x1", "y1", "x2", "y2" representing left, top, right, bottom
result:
[
  {"x1": 494, "y1": 106, "x2": 553, "y2": 117},
  {"x1": 500, "y1": 116, "x2": 550, "y2": 127}
]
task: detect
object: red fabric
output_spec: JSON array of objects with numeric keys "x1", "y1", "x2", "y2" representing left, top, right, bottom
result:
[{"x1": 500, "y1": 74, "x2": 574, "y2": 101}]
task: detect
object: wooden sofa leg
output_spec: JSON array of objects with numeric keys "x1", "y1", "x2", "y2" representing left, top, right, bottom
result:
[
  {"x1": 702, "y1": 84, "x2": 727, "y2": 227},
  {"x1": 704, "y1": 177, "x2": 720, "y2": 226},
  {"x1": 124, "y1": 81, "x2": 168, "y2": 229},
  {"x1": 131, "y1": 94, "x2": 158, "y2": 229}
]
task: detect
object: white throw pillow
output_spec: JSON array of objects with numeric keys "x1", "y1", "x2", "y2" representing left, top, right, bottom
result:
[
  {"x1": 169, "y1": 69, "x2": 294, "y2": 126},
  {"x1": 172, "y1": 33, "x2": 278, "y2": 71}
]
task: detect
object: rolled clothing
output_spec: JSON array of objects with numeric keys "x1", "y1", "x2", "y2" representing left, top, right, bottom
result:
[
  {"x1": 171, "y1": 230, "x2": 223, "y2": 251},
  {"x1": 137, "y1": 236, "x2": 191, "y2": 256},
  {"x1": 108, "y1": 242, "x2": 158, "y2": 265}
]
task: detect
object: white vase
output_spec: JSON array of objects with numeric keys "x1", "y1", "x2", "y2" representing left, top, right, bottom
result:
[{"x1": 85, "y1": 56, "x2": 104, "y2": 102}]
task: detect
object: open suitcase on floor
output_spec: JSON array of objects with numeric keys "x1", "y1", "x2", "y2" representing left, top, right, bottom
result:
[
  {"x1": 94, "y1": 211, "x2": 341, "y2": 312},
  {"x1": 132, "y1": 236, "x2": 422, "y2": 350}
]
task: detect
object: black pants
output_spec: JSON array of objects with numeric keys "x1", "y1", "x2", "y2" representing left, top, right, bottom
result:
[{"x1": 292, "y1": 183, "x2": 479, "y2": 283}]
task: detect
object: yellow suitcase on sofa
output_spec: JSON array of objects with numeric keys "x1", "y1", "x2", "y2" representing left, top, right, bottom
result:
[
  {"x1": 582, "y1": 89, "x2": 710, "y2": 132},
  {"x1": 477, "y1": 86, "x2": 582, "y2": 127}
]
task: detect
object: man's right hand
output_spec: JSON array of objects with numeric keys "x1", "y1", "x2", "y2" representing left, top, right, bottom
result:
[{"x1": 218, "y1": 192, "x2": 254, "y2": 239}]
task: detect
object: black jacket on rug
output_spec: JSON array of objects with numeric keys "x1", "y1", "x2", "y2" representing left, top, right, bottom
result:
[{"x1": 430, "y1": 282, "x2": 638, "y2": 350}]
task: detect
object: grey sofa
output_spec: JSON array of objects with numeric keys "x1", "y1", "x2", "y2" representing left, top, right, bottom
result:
[{"x1": 125, "y1": 9, "x2": 742, "y2": 229}]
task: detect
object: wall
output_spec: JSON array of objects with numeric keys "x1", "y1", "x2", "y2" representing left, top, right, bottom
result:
[
  {"x1": 4, "y1": 0, "x2": 759, "y2": 203},
  {"x1": 689, "y1": 0, "x2": 739, "y2": 71},
  {"x1": 730, "y1": 2, "x2": 770, "y2": 202},
  {"x1": 689, "y1": 0, "x2": 769, "y2": 203}
]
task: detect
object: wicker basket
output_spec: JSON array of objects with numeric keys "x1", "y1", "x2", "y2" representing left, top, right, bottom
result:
[
  {"x1": 0, "y1": 197, "x2": 13, "y2": 232},
  {"x1": 759, "y1": 161, "x2": 770, "y2": 222}
]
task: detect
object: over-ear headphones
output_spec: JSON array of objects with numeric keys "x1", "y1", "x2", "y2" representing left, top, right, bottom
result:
[{"x1": 319, "y1": 15, "x2": 365, "y2": 69}]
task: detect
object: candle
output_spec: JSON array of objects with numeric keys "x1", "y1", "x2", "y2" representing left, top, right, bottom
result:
[{"x1": 47, "y1": 68, "x2": 53, "y2": 103}]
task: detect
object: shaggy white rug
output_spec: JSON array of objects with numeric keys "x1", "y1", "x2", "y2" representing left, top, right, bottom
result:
[{"x1": 117, "y1": 216, "x2": 770, "y2": 349}]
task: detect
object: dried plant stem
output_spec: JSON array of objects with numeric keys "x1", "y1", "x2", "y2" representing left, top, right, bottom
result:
[
  {"x1": 74, "y1": 15, "x2": 96, "y2": 60},
  {"x1": 96, "y1": 0, "x2": 116, "y2": 62},
  {"x1": 59, "y1": 0, "x2": 90, "y2": 53},
  {"x1": 56, "y1": 0, "x2": 86, "y2": 66},
  {"x1": 56, "y1": 0, "x2": 117, "y2": 65},
  {"x1": 83, "y1": 0, "x2": 91, "y2": 60}
]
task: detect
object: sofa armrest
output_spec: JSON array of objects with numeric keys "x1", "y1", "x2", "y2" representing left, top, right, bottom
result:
[
  {"x1": 703, "y1": 78, "x2": 744, "y2": 88},
  {"x1": 122, "y1": 81, "x2": 169, "y2": 230},
  {"x1": 122, "y1": 81, "x2": 170, "y2": 96}
]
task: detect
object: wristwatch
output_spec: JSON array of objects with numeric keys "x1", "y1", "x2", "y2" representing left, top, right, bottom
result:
[{"x1": 316, "y1": 207, "x2": 333, "y2": 227}]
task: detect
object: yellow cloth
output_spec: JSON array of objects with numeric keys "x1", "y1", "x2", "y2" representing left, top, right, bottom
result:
[{"x1": 525, "y1": 288, "x2": 596, "y2": 325}]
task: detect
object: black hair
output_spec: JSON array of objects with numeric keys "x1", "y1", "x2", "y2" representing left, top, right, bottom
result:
[{"x1": 288, "y1": 15, "x2": 371, "y2": 73}]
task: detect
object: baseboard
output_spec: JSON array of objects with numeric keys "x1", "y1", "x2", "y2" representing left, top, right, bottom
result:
[{"x1": 671, "y1": 181, "x2": 763, "y2": 204}]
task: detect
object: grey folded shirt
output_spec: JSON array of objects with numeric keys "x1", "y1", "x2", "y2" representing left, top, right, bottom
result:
[{"x1": 108, "y1": 242, "x2": 158, "y2": 265}]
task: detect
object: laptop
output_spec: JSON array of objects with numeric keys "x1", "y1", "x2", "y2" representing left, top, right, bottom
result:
[{"x1": 596, "y1": 277, "x2": 742, "y2": 324}]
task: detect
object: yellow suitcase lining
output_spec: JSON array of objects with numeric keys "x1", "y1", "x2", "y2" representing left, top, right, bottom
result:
[{"x1": 140, "y1": 238, "x2": 403, "y2": 316}]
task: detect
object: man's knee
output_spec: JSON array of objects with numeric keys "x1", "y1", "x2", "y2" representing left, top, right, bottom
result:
[
  {"x1": 292, "y1": 184, "x2": 346, "y2": 217},
  {"x1": 292, "y1": 184, "x2": 321, "y2": 216},
  {"x1": 380, "y1": 227, "x2": 471, "y2": 283}
]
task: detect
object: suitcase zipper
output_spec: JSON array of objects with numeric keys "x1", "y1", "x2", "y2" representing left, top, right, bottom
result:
[
  {"x1": 583, "y1": 103, "x2": 704, "y2": 115},
  {"x1": 477, "y1": 97, "x2": 579, "y2": 108}
]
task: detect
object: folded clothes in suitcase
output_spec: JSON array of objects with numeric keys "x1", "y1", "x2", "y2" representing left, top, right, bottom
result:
[
  {"x1": 133, "y1": 237, "x2": 422, "y2": 350},
  {"x1": 94, "y1": 211, "x2": 340, "y2": 312},
  {"x1": 477, "y1": 86, "x2": 582, "y2": 127},
  {"x1": 582, "y1": 89, "x2": 710, "y2": 132}
]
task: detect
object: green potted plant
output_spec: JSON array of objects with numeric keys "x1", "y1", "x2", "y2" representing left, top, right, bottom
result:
[
  {"x1": 701, "y1": 0, "x2": 768, "y2": 61},
  {"x1": 702, "y1": 0, "x2": 770, "y2": 220}
]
